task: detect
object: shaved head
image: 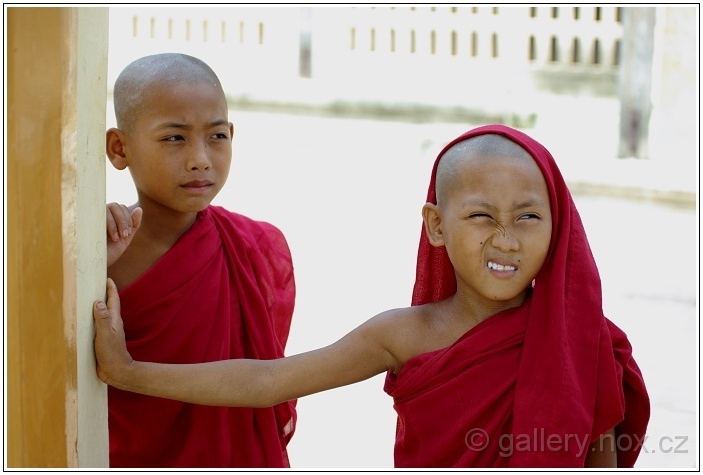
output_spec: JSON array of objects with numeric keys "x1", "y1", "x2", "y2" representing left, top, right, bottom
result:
[
  {"x1": 113, "y1": 53, "x2": 225, "y2": 132},
  {"x1": 435, "y1": 134, "x2": 535, "y2": 205}
]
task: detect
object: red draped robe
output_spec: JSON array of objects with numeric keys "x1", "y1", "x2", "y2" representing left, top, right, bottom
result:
[
  {"x1": 108, "y1": 205, "x2": 296, "y2": 468},
  {"x1": 385, "y1": 124, "x2": 650, "y2": 468}
]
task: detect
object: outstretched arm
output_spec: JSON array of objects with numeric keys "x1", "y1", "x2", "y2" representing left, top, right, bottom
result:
[{"x1": 93, "y1": 278, "x2": 398, "y2": 407}]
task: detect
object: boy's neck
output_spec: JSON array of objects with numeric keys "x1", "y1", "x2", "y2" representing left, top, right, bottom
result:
[
  {"x1": 133, "y1": 201, "x2": 202, "y2": 248},
  {"x1": 451, "y1": 287, "x2": 530, "y2": 325}
]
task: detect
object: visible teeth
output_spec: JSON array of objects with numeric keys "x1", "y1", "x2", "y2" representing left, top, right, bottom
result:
[{"x1": 488, "y1": 261, "x2": 516, "y2": 271}]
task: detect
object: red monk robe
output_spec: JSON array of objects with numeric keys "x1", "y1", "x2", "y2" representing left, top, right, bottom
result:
[
  {"x1": 385, "y1": 124, "x2": 650, "y2": 468},
  {"x1": 108, "y1": 205, "x2": 296, "y2": 468}
]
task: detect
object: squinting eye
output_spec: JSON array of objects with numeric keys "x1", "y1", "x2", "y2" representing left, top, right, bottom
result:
[
  {"x1": 212, "y1": 133, "x2": 229, "y2": 139},
  {"x1": 164, "y1": 135, "x2": 184, "y2": 142},
  {"x1": 469, "y1": 213, "x2": 492, "y2": 219},
  {"x1": 519, "y1": 213, "x2": 540, "y2": 220}
]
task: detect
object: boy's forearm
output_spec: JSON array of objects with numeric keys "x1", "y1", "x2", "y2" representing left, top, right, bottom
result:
[{"x1": 111, "y1": 358, "x2": 276, "y2": 408}]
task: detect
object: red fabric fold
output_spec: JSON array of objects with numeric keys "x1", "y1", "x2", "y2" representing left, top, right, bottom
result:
[
  {"x1": 108, "y1": 205, "x2": 296, "y2": 468},
  {"x1": 387, "y1": 124, "x2": 649, "y2": 468},
  {"x1": 385, "y1": 305, "x2": 526, "y2": 467}
]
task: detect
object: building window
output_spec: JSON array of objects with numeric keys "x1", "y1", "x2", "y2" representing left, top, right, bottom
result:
[
  {"x1": 572, "y1": 37, "x2": 581, "y2": 63},
  {"x1": 592, "y1": 38, "x2": 601, "y2": 64},
  {"x1": 549, "y1": 36, "x2": 559, "y2": 62}
]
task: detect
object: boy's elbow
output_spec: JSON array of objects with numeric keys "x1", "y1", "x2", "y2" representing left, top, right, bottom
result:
[{"x1": 247, "y1": 359, "x2": 285, "y2": 408}]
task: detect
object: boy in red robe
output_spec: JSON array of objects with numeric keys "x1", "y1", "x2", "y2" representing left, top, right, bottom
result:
[
  {"x1": 97, "y1": 124, "x2": 649, "y2": 467},
  {"x1": 102, "y1": 53, "x2": 296, "y2": 467}
]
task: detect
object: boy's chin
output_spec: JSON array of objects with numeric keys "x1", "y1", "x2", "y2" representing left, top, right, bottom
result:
[
  {"x1": 185, "y1": 195, "x2": 218, "y2": 210},
  {"x1": 486, "y1": 288, "x2": 531, "y2": 306},
  {"x1": 170, "y1": 200, "x2": 216, "y2": 214},
  {"x1": 190, "y1": 202, "x2": 214, "y2": 213}
]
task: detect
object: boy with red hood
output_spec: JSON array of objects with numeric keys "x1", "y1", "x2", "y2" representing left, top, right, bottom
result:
[{"x1": 98, "y1": 124, "x2": 649, "y2": 468}]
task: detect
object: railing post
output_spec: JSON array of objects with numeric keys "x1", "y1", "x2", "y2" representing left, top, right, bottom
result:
[{"x1": 7, "y1": 6, "x2": 110, "y2": 467}]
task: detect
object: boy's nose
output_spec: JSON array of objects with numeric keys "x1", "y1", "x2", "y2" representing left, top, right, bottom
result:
[
  {"x1": 490, "y1": 226, "x2": 519, "y2": 253},
  {"x1": 187, "y1": 142, "x2": 212, "y2": 170}
]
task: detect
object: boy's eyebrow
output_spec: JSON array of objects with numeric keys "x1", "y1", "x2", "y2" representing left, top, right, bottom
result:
[
  {"x1": 156, "y1": 119, "x2": 229, "y2": 130},
  {"x1": 462, "y1": 199, "x2": 547, "y2": 210},
  {"x1": 208, "y1": 119, "x2": 230, "y2": 127},
  {"x1": 513, "y1": 200, "x2": 547, "y2": 209}
]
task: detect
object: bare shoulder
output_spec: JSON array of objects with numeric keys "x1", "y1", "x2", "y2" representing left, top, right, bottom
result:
[{"x1": 359, "y1": 304, "x2": 446, "y2": 374}]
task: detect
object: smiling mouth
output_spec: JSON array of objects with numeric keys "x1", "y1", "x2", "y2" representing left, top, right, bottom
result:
[{"x1": 487, "y1": 261, "x2": 516, "y2": 272}]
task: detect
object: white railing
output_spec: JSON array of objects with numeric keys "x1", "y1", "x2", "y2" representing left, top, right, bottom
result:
[
  {"x1": 311, "y1": 6, "x2": 622, "y2": 70},
  {"x1": 107, "y1": 6, "x2": 624, "y2": 111},
  {"x1": 107, "y1": 6, "x2": 300, "y2": 97}
]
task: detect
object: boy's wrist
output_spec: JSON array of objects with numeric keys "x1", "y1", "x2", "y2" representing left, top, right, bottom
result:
[{"x1": 106, "y1": 358, "x2": 138, "y2": 392}]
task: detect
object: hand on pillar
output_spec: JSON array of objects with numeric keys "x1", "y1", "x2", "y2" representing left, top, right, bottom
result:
[{"x1": 106, "y1": 203, "x2": 142, "y2": 267}]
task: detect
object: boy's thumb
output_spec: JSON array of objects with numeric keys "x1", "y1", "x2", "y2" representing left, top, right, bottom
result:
[
  {"x1": 94, "y1": 300, "x2": 110, "y2": 321},
  {"x1": 131, "y1": 207, "x2": 143, "y2": 230}
]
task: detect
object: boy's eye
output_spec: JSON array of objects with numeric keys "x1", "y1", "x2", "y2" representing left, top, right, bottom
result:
[
  {"x1": 163, "y1": 135, "x2": 184, "y2": 142},
  {"x1": 469, "y1": 213, "x2": 492, "y2": 219},
  {"x1": 212, "y1": 133, "x2": 229, "y2": 139}
]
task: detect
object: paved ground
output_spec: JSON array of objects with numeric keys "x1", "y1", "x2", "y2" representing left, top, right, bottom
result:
[{"x1": 106, "y1": 108, "x2": 697, "y2": 469}]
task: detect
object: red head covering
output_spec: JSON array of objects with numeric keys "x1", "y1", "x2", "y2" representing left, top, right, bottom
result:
[{"x1": 411, "y1": 124, "x2": 649, "y2": 467}]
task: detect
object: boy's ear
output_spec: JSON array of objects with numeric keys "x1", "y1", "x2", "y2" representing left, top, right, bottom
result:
[
  {"x1": 106, "y1": 128, "x2": 129, "y2": 170},
  {"x1": 422, "y1": 203, "x2": 445, "y2": 247}
]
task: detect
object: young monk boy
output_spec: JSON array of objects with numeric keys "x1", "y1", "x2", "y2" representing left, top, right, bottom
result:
[
  {"x1": 101, "y1": 53, "x2": 297, "y2": 468},
  {"x1": 95, "y1": 124, "x2": 650, "y2": 468}
]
